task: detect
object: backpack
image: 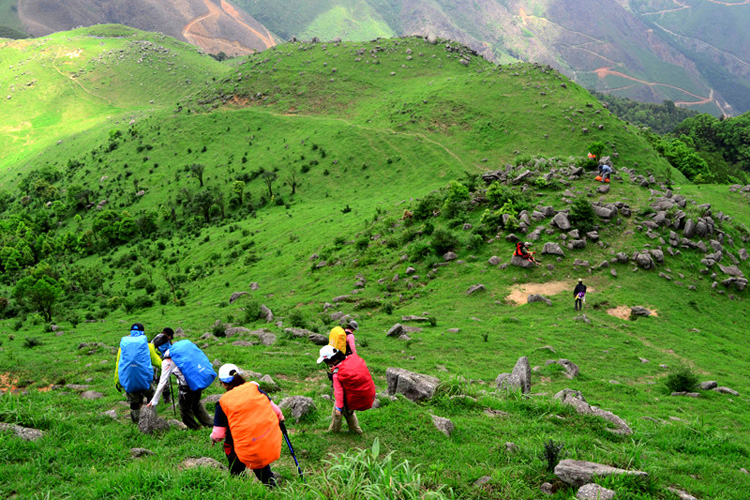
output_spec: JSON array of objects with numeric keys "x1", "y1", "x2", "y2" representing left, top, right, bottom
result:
[
  {"x1": 328, "y1": 326, "x2": 347, "y2": 353},
  {"x1": 168, "y1": 340, "x2": 217, "y2": 391},
  {"x1": 118, "y1": 335, "x2": 153, "y2": 393},
  {"x1": 334, "y1": 354, "x2": 376, "y2": 411}
]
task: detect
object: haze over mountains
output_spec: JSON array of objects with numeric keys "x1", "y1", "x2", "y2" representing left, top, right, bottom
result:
[{"x1": 4, "y1": 0, "x2": 749, "y2": 116}]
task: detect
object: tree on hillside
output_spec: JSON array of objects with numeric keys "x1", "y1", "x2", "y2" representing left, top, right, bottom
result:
[
  {"x1": 262, "y1": 171, "x2": 277, "y2": 198},
  {"x1": 285, "y1": 168, "x2": 300, "y2": 195},
  {"x1": 191, "y1": 189, "x2": 215, "y2": 223},
  {"x1": 232, "y1": 180, "x2": 245, "y2": 205},
  {"x1": 190, "y1": 163, "x2": 206, "y2": 187},
  {"x1": 67, "y1": 184, "x2": 92, "y2": 210},
  {"x1": 13, "y1": 275, "x2": 61, "y2": 322}
]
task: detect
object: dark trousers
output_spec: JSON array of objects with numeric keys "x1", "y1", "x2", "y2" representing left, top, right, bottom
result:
[
  {"x1": 224, "y1": 443, "x2": 276, "y2": 486},
  {"x1": 178, "y1": 387, "x2": 213, "y2": 429},
  {"x1": 126, "y1": 383, "x2": 155, "y2": 423},
  {"x1": 575, "y1": 298, "x2": 583, "y2": 310}
]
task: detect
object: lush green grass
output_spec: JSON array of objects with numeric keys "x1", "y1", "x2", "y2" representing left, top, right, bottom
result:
[{"x1": 0, "y1": 27, "x2": 749, "y2": 500}]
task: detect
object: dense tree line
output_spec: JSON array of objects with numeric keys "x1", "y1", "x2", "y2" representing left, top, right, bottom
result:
[{"x1": 593, "y1": 93, "x2": 698, "y2": 134}]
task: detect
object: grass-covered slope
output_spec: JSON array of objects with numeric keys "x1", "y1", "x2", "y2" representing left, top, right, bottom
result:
[
  {"x1": 0, "y1": 25, "x2": 229, "y2": 170},
  {"x1": 0, "y1": 31, "x2": 749, "y2": 500}
]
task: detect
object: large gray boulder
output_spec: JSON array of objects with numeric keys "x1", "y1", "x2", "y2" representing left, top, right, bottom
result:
[
  {"x1": 555, "y1": 459, "x2": 647, "y2": 487},
  {"x1": 554, "y1": 389, "x2": 632, "y2": 435},
  {"x1": 386, "y1": 368, "x2": 440, "y2": 402},
  {"x1": 635, "y1": 253, "x2": 655, "y2": 270},
  {"x1": 285, "y1": 328, "x2": 315, "y2": 338},
  {"x1": 228, "y1": 291, "x2": 248, "y2": 304},
  {"x1": 630, "y1": 306, "x2": 651, "y2": 318},
  {"x1": 542, "y1": 242, "x2": 565, "y2": 256},
  {"x1": 552, "y1": 213, "x2": 571, "y2": 230},
  {"x1": 387, "y1": 324, "x2": 405, "y2": 337},
  {"x1": 495, "y1": 356, "x2": 531, "y2": 394},
  {"x1": 278, "y1": 396, "x2": 317, "y2": 422},
  {"x1": 138, "y1": 406, "x2": 170, "y2": 435},
  {"x1": 528, "y1": 294, "x2": 552, "y2": 306},
  {"x1": 510, "y1": 255, "x2": 535, "y2": 268},
  {"x1": 431, "y1": 415, "x2": 454, "y2": 437},
  {"x1": 547, "y1": 359, "x2": 579, "y2": 378},
  {"x1": 0, "y1": 423, "x2": 44, "y2": 441},
  {"x1": 260, "y1": 304, "x2": 274, "y2": 323},
  {"x1": 308, "y1": 333, "x2": 328, "y2": 345}
]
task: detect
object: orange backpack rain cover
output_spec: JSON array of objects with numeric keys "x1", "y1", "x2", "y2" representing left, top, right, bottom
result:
[{"x1": 220, "y1": 383, "x2": 282, "y2": 469}]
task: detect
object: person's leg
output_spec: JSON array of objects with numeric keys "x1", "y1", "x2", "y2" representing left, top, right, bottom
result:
[
  {"x1": 253, "y1": 465, "x2": 277, "y2": 487},
  {"x1": 575, "y1": 298, "x2": 581, "y2": 311},
  {"x1": 328, "y1": 406, "x2": 342, "y2": 432},
  {"x1": 179, "y1": 387, "x2": 201, "y2": 429},
  {"x1": 343, "y1": 409, "x2": 362, "y2": 434},
  {"x1": 126, "y1": 391, "x2": 143, "y2": 423},
  {"x1": 191, "y1": 389, "x2": 213, "y2": 427},
  {"x1": 224, "y1": 443, "x2": 247, "y2": 476}
]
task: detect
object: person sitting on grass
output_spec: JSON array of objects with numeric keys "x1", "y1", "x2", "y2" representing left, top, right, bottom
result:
[
  {"x1": 210, "y1": 364, "x2": 284, "y2": 486},
  {"x1": 514, "y1": 241, "x2": 541, "y2": 266}
]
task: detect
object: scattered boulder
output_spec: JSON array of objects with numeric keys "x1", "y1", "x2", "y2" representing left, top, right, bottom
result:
[
  {"x1": 278, "y1": 396, "x2": 317, "y2": 422},
  {"x1": 80, "y1": 391, "x2": 105, "y2": 400},
  {"x1": 630, "y1": 306, "x2": 651, "y2": 318},
  {"x1": 542, "y1": 242, "x2": 565, "y2": 256},
  {"x1": 228, "y1": 291, "x2": 248, "y2": 304},
  {"x1": 259, "y1": 374, "x2": 279, "y2": 392},
  {"x1": 554, "y1": 389, "x2": 632, "y2": 435},
  {"x1": 510, "y1": 255, "x2": 535, "y2": 268},
  {"x1": 699, "y1": 381, "x2": 718, "y2": 390},
  {"x1": 552, "y1": 213, "x2": 571, "y2": 230},
  {"x1": 714, "y1": 386, "x2": 739, "y2": 396},
  {"x1": 131, "y1": 448, "x2": 153, "y2": 458},
  {"x1": 555, "y1": 459, "x2": 647, "y2": 487},
  {"x1": 168, "y1": 419, "x2": 188, "y2": 430},
  {"x1": 401, "y1": 315, "x2": 430, "y2": 322},
  {"x1": 101, "y1": 409, "x2": 118, "y2": 419},
  {"x1": 308, "y1": 333, "x2": 328, "y2": 345},
  {"x1": 260, "y1": 305, "x2": 274, "y2": 323},
  {"x1": 285, "y1": 328, "x2": 314, "y2": 338},
  {"x1": 431, "y1": 415, "x2": 454, "y2": 437},
  {"x1": 528, "y1": 294, "x2": 552, "y2": 306},
  {"x1": 548, "y1": 359, "x2": 579, "y2": 378},
  {"x1": 386, "y1": 368, "x2": 440, "y2": 402},
  {"x1": 0, "y1": 423, "x2": 44, "y2": 441},
  {"x1": 138, "y1": 406, "x2": 170, "y2": 435},
  {"x1": 495, "y1": 356, "x2": 531, "y2": 394},
  {"x1": 444, "y1": 251, "x2": 458, "y2": 261},
  {"x1": 224, "y1": 326, "x2": 250, "y2": 337},
  {"x1": 258, "y1": 332, "x2": 277, "y2": 346},
  {"x1": 466, "y1": 284, "x2": 486, "y2": 295},
  {"x1": 488, "y1": 256, "x2": 501, "y2": 266},
  {"x1": 387, "y1": 324, "x2": 405, "y2": 337},
  {"x1": 576, "y1": 483, "x2": 616, "y2": 500}
]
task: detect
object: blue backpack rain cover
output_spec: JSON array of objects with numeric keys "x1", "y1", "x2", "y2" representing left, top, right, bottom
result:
[
  {"x1": 118, "y1": 336, "x2": 153, "y2": 393},
  {"x1": 169, "y1": 340, "x2": 217, "y2": 391}
]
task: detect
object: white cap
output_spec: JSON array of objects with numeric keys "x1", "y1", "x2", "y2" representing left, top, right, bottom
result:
[
  {"x1": 317, "y1": 345, "x2": 339, "y2": 364},
  {"x1": 218, "y1": 363, "x2": 241, "y2": 383}
]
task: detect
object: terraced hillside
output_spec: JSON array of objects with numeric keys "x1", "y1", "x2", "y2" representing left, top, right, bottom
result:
[{"x1": 0, "y1": 27, "x2": 749, "y2": 500}]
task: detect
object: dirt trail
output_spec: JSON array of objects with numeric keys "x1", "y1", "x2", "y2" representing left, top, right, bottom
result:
[
  {"x1": 183, "y1": 0, "x2": 276, "y2": 53},
  {"x1": 593, "y1": 66, "x2": 712, "y2": 104},
  {"x1": 52, "y1": 49, "x2": 114, "y2": 105},
  {"x1": 220, "y1": 0, "x2": 276, "y2": 49},
  {"x1": 607, "y1": 305, "x2": 659, "y2": 320},
  {"x1": 506, "y1": 281, "x2": 592, "y2": 306}
]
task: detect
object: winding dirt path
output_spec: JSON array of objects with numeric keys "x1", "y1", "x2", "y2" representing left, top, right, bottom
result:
[
  {"x1": 593, "y1": 66, "x2": 714, "y2": 106},
  {"x1": 220, "y1": 0, "x2": 276, "y2": 49},
  {"x1": 182, "y1": 0, "x2": 276, "y2": 53}
]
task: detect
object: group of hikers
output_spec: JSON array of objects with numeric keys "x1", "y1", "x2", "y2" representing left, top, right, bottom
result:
[{"x1": 114, "y1": 320, "x2": 375, "y2": 486}]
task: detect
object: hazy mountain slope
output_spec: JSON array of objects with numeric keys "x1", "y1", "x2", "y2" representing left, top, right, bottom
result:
[{"x1": 14, "y1": 0, "x2": 279, "y2": 55}]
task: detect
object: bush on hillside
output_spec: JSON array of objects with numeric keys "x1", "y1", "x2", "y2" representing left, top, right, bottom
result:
[
  {"x1": 569, "y1": 198, "x2": 596, "y2": 232},
  {"x1": 242, "y1": 300, "x2": 263, "y2": 323},
  {"x1": 430, "y1": 229, "x2": 458, "y2": 255},
  {"x1": 665, "y1": 366, "x2": 699, "y2": 393}
]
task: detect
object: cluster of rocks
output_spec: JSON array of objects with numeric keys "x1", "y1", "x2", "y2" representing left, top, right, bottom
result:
[
  {"x1": 555, "y1": 389, "x2": 633, "y2": 435},
  {"x1": 671, "y1": 380, "x2": 740, "y2": 398}
]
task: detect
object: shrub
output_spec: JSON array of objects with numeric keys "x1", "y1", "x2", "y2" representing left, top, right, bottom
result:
[
  {"x1": 287, "y1": 309, "x2": 306, "y2": 328},
  {"x1": 212, "y1": 322, "x2": 227, "y2": 337},
  {"x1": 665, "y1": 365, "x2": 699, "y2": 393},
  {"x1": 23, "y1": 337, "x2": 42, "y2": 349},
  {"x1": 569, "y1": 198, "x2": 596, "y2": 232},
  {"x1": 541, "y1": 440, "x2": 565, "y2": 472},
  {"x1": 430, "y1": 228, "x2": 458, "y2": 255},
  {"x1": 243, "y1": 300, "x2": 263, "y2": 323}
]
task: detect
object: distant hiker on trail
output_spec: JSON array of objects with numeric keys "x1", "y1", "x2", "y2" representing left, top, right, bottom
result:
[
  {"x1": 317, "y1": 345, "x2": 376, "y2": 435},
  {"x1": 514, "y1": 241, "x2": 540, "y2": 266},
  {"x1": 574, "y1": 278, "x2": 587, "y2": 311},
  {"x1": 146, "y1": 339, "x2": 215, "y2": 430},
  {"x1": 114, "y1": 323, "x2": 163, "y2": 423},
  {"x1": 211, "y1": 363, "x2": 284, "y2": 486}
]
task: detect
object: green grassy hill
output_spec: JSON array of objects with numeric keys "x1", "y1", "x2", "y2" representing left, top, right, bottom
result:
[{"x1": 0, "y1": 26, "x2": 749, "y2": 500}]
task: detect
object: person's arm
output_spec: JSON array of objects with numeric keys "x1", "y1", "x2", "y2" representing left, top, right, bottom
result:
[
  {"x1": 270, "y1": 401, "x2": 284, "y2": 422},
  {"x1": 211, "y1": 401, "x2": 228, "y2": 444},
  {"x1": 147, "y1": 359, "x2": 174, "y2": 406},
  {"x1": 332, "y1": 370, "x2": 344, "y2": 413},
  {"x1": 148, "y1": 344, "x2": 163, "y2": 369}
]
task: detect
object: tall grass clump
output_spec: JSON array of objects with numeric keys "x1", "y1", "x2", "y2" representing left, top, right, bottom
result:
[
  {"x1": 664, "y1": 365, "x2": 699, "y2": 393},
  {"x1": 290, "y1": 438, "x2": 455, "y2": 499}
]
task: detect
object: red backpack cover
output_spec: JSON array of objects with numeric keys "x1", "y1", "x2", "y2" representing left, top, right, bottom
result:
[{"x1": 335, "y1": 354, "x2": 376, "y2": 411}]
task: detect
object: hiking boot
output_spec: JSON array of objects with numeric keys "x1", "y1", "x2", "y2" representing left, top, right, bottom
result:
[{"x1": 344, "y1": 411, "x2": 363, "y2": 435}]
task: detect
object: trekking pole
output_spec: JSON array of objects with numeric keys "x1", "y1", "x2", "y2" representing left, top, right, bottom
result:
[
  {"x1": 280, "y1": 423, "x2": 304, "y2": 482},
  {"x1": 169, "y1": 377, "x2": 176, "y2": 417}
]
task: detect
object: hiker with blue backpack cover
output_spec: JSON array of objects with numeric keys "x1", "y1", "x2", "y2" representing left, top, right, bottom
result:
[
  {"x1": 146, "y1": 339, "x2": 215, "y2": 429},
  {"x1": 114, "y1": 323, "x2": 163, "y2": 423}
]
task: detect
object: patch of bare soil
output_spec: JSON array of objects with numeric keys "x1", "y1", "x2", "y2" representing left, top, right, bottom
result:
[
  {"x1": 607, "y1": 306, "x2": 659, "y2": 320},
  {"x1": 506, "y1": 281, "x2": 592, "y2": 306}
]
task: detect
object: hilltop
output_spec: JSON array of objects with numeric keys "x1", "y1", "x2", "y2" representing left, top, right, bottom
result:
[{"x1": 0, "y1": 27, "x2": 749, "y2": 500}]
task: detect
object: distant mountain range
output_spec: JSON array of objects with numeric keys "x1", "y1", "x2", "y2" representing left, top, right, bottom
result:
[{"x1": 4, "y1": 0, "x2": 750, "y2": 115}]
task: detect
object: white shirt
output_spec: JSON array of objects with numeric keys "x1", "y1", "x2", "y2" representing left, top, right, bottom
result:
[{"x1": 148, "y1": 357, "x2": 187, "y2": 406}]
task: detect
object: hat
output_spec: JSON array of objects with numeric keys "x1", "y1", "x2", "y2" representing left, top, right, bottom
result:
[
  {"x1": 317, "y1": 345, "x2": 339, "y2": 364},
  {"x1": 578, "y1": 278, "x2": 583, "y2": 282},
  {"x1": 161, "y1": 327, "x2": 175, "y2": 338},
  {"x1": 130, "y1": 322, "x2": 145, "y2": 337},
  {"x1": 347, "y1": 320, "x2": 359, "y2": 331},
  {"x1": 218, "y1": 363, "x2": 241, "y2": 383}
]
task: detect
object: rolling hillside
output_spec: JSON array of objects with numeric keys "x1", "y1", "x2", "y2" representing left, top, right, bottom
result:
[{"x1": 0, "y1": 27, "x2": 749, "y2": 500}]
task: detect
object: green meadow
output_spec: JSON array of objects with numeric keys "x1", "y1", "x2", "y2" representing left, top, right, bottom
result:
[{"x1": 0, "y1": 26, "x2": 749, "y2": 499}]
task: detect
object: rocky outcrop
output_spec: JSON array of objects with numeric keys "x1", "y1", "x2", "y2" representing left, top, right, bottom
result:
[
  {"x1": 278, "y1": 396, "x2": 317, "y2": 422},
  {"x1": 495, "y1": 356, "x2": 531, "y2": 394},
  {"x1": 555, "y1": 459, "x2": 647, "y2": 487},
  {"x1": 554, "y1": 389, "x2": 632, "y2": 435},
  {"x1": 386, "y1": 368, "x2": 440, "y2": 402},
  {"x1": 542, "y1": 242, "x2": 565, "y2": 256}
]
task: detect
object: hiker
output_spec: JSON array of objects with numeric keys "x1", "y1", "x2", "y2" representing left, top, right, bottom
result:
[
  {"x1": 514, "y1": 241, "x2": 540, "y2": 265},
  {"x1": 598, "y1": 164, "x2": 612, "y2": 183},
  {"x1": 146, "y1": 340, "x2": 215, "y2": 430},
  {"x1": 574, "y1": 278, "x2": 587, "y2": 311},
  {"x1": 151, "y1": 327, "x2": 175, "y2": 404},
  {"x1": 151, "y1": 327, "x2": 174, "y2": 360},
  {"x1": 343, "y1": 320, "x2": 358, "y2": 355},
  {"x1": 114, "y1": 323, "x2": 163, "y2": 423},
  {"x1": 317, "y1": 345, "x2": 376, "y2": 435},
  {"x1": 210, "y1": 363, "x2": 284, "y2": 485}
]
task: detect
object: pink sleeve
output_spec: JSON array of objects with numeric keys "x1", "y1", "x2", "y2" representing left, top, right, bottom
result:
[
  {"x1": 347, "y1": 334, "x2": 357, "y2": 355},
  {"x1": 210, "y1": 426, "x2": 226, "y2": 441},
  {"x1": 270, "y1": 401, "x2": 284, "y2": 421},
  {"x1": 332, "y1": 372, "x2": 345, "y2": 410}
]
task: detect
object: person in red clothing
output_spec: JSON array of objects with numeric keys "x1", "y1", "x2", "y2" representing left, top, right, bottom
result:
[
  {"x1": 514, "y1": 241, "x2": 540, "y2": 265},
  {"x1": 343, "y1": 320, "x2": 358, "y2": 355},
  {"x1": 317, "y1": 345, "x2": 375, "y2": 434},
  {"x1": 210, "y1": 363, "x2": 284, "y2": 485}
]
